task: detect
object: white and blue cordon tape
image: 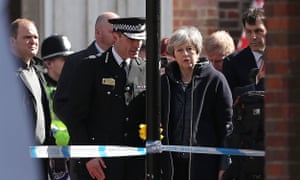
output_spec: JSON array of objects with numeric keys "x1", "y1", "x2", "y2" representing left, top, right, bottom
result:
[{"x1": 30, "y1": 141, "x2": 264, "y2": 158}]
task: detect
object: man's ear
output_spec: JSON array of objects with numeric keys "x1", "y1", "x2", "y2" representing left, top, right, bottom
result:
[
  {"x1": 95, "y1": 27, "x2": 102, "y2": 37},
  {"x1": 10, "y1": 37, "x2": 16, "y2": 49},
  {"x1": 44, "y1": 60, "x2": 51, "y2": 68},
  {"x1": 112, "y1": 31, "x2": 118, "y2": 42}
]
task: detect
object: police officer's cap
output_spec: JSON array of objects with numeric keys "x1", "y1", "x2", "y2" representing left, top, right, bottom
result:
[
  {"x1": 41, "y1": 34, "x2": 73, "y2": 60},
  {"x1": 108, "y1": 17, "x2": 146, "y2": 40}
]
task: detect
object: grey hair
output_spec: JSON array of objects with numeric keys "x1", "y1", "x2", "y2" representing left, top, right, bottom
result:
[
  {"x1": 204, "y1": 30, "x2": 235, "y2": 56},
  {"x1": 167, "y1": 26, "x2": 203, "y2": 57}
]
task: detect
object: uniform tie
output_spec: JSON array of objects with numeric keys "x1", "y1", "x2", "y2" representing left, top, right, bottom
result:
[{"x1": 121, "y1": 61, "x2": 128, "y2": 77}]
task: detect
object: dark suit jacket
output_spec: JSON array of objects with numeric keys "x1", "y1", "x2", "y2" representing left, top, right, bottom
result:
[
  {"x1": 65, "y1": 48, "x2": 146, "y2": 179},
  {"x1": 222, "y1": 46, "x2": 264, "y2": 98},
  {"x1": 54, "y1": 41, "x2": 99, "y2": 122},
  {"x1": 16, "y1": 57, "x2": 52, "y2": 145},
  {"x1": 16, "y1": 57, "x2": 52, "y2": 180}
]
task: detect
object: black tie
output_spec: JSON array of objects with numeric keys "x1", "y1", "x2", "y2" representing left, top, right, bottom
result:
[{"x1": 121, "y1": 61, "x2": 128, "y2": 77}]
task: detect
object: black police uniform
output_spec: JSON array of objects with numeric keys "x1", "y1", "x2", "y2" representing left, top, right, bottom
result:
[{"x1": 65, "y1": 48, "x2": 146, "y2": 180}]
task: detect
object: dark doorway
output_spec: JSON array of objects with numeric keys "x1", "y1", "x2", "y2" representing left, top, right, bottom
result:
[{"x1": 8, "y1": 0, "x2": 21, "y2": 22}]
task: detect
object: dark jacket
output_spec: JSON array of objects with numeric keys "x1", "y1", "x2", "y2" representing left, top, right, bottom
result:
[
  {"x1": 66, "y1": 47, "x2": 146, "y2": 180},
  {"x1": 54, "y1": 41, "x2": 99, "y2": 122},
  {"x1": 16, "y1": 56, "x2": 52, "y2": 180},
  {"x1": 222, "y1": 46, "x2": 264, "y2": 99},
  {"x1": 161, "y1": 59, "x2": 233, "y2": 180},
  {"x1": 16, "y1": 56, "x2": 52, "y2": 145}
]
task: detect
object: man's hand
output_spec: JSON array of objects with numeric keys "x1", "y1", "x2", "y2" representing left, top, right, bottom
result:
[
  {"x1": 218, "y1": 170, "x2": 225, "y2": 180},
  {"x1": 86, "y1": 158, "x2": 107, "y2": 180},
  {"x1": 256, "y1": 60, "x2": 265, "y2": 84}
]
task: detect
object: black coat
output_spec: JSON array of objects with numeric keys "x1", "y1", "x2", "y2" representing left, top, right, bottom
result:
[
  {"x1": 54, "y1": 41, "x2": 99, "y2": 122},
  {"x1": 222, "y1": 46, "x2": 264, "y2": 98},
  {"x1": 161, "y1": 60, "x2": 233, "y2": 180},
  {"x1": 66, "y1": 48, "x2": 146, "y2": 180},
  {"x1": 16, "y1": 57, "x2": 52, "y2": 145},
  {"x1": 16, "y1": 57, "x2": 52, "y2": 180}
]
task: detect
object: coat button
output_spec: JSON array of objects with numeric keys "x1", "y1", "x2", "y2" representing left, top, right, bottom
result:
[
  {"x1": 107, "y1": 91, "x2": 111, "y2": 95},
  {"x1": 124, "y1": 133, "x2": 128, "y2": 137},
  {"x1": 125, "y1": 86, "x2": 131, "y2": 91},
  {"x1": 125, "y1": 117, "x2": 129, "y2": 122}
]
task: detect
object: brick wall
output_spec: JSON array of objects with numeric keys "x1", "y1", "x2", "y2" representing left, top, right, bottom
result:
[
  {"x1": 173, "y1": 0, "x2": 218, "y2": 36},
  {"x1": 173, "y1": 0, "x2": 300, "y2": 179},
  {"x1": 173, "y1": 0, "x2": 251, "y2": 46},
  {"x1": 265, "y1": 1, "x2": 300, "y2": 179}
]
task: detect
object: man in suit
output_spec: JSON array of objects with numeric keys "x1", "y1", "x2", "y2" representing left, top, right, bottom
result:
[
  {"x1": 65, "y1": 17, "x2": 146, "y2": 180},
  {"x1": 10, "y1": 18, "x2": 52, "y2": 180},
  {"x1": 54, "y1": 11, "x2": 119, "y2": 121},
  {"x1": 222, "y1": 8, "x2": 266, "y2": 99},
  {"x1": 222, "y1": 8, "x2": 267, "y2": 180}
]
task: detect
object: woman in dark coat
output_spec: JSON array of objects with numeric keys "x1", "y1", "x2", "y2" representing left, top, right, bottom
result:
[{"x1": 160, "y1": 26, "x2": 233, "y2": 180}]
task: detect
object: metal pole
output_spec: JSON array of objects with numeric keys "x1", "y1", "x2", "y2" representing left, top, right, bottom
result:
[{"x1": 146, "y1": 0, "x2": 161, "y2": 179}]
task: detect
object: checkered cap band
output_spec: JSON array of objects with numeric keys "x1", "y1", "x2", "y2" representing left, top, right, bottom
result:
[{"x1": 113, "y1": 23, "x2": 145, "y2": 33}]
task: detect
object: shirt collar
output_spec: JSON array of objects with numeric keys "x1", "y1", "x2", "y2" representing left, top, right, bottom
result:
[
  {"x1": 14, "y1": 55, "x2": 34, "y2": 70},
  {"x1": 112, "y1": 46, "x2": 130, "y2": 67},
  {"x1": 94, "y1": 42, "x2": 105, "y2": 54},
  {"x1": 252, "y1": 51, "x2": 263, "y2": 62}
]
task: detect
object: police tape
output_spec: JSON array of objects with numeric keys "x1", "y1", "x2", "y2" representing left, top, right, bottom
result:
[
  {"x1": 160, "y1": 145, "x2": 264, "y2": 157},
  {"x1": 30, "y1": 145, "x2": 146, "y2": 158},
  {"x1": 30, "y1": 142, "x2": 265, "y2": 158},
  {"x1": 148, "y1": 141, "x2": 264, "y2": 157}
]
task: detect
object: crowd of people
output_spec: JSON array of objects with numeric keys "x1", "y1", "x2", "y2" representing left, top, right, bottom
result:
[{"x1": 10, "y1": 7, "x2": 266, "y2": 180}]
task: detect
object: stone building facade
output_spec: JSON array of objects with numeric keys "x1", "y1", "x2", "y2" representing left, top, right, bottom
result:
[{"x1": 8, "y1": 0, "x2": 250, "y2": 50}]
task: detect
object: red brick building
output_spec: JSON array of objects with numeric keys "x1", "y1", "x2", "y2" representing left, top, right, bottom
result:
[
  {"x1": 174, "y1": 0, "x2": 300, "y2": 179},
  {"x1": 173, "y1": 0, "x2": 252, "y2": 47},
  {"x1": 265, "y1": 1, "x2": 300, "y2": 179}
]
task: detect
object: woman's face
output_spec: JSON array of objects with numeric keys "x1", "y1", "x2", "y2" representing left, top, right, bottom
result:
[{"x1": 174, "y1": 42, "x2": 199, "y2": 70}]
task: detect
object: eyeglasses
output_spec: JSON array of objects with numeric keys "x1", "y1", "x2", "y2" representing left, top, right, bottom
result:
[{"x1": 175, "y1": 46, "x2": 196, "y2": 54}]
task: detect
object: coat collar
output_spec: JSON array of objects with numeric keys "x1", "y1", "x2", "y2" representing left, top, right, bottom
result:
[{"x1": 165, "y1": 57, "x2": 210, "y2": 83}]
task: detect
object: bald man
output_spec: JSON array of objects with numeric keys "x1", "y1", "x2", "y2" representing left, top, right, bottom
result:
[
  {"x1": 53, "y1": 12, "x2": 120, "y2": 180},
  {"x1": 54, "y1": 12, "x2": 120, "y2": 121}
]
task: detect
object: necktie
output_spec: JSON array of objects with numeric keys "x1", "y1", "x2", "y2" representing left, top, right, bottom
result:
[
  {"x1": 121, "y1": 61, "x2": 128, "y2": 77},
  {"x1": 257, "y1": 55, "x2": 264, "y2": 68}
]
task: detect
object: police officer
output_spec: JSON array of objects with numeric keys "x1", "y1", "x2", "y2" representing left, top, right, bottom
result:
[
  {"x1": 41, "y1": 34, "x2": 73, "y2": 180},
  {"x1": 64, "y1": 17, "x2": 146, "y2": 180}
]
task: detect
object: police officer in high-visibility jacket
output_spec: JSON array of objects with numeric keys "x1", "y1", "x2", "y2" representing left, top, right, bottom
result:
[{"x1": 41, "y1": 34, "x2": 73, "y2": 180}]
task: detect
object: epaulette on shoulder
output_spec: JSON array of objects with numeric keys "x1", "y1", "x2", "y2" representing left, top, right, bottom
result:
[
  {"x1": 84, "y1": 53, "x2": 102, "y2": 60},
  {"x1": 133, "y1": 57, "x2": 143, "y2": 65}
]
